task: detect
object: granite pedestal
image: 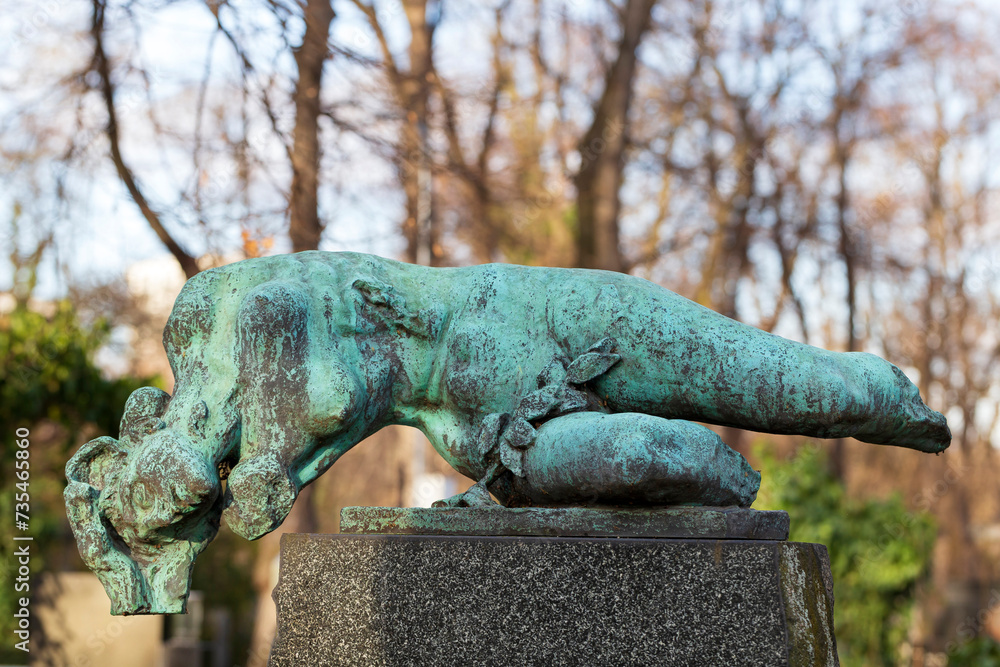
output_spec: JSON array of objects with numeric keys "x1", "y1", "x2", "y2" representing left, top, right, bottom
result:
[{"x1": 269, "y1": 507, "x2": 838, "y2": 666}]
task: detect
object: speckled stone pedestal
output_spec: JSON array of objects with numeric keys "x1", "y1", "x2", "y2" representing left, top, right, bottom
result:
[{"x1": 269, "y1": 509, "x2": 838, "y2": 666}]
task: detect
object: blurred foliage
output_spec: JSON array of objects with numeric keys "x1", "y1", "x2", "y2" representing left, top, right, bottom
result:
[
  {"x1": 0, "y1": 302, "x2": 155, "y2": 664},
  {"x1": 753, "y1": 442, "x2": 937, "y2": 667},
  {"x1": 1, "y1": 301, "x2": 259, "y2": 664},
  {"x1": 0, "y1": 301, "x2": 150, "y2": 443},
  {"x1": 949, "y1": 636, "x2": 1000, "y2": 666}
]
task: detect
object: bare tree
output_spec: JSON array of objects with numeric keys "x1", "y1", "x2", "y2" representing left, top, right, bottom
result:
[
  {"x1": 349, "y1": 0, "x2": 441, "y2": 264},
  {"x1": 90, "y1": 0, "x2": 201, "y2": 278},
  {"x1": 335, "y1": 1, "x2": 666, "y2": 271},
  {"x1": 573, "y1": 0, "x2": 657, "y2": 271},
  {"x1": 289, "y1": 0, "x2": 335, "y2": 252}
]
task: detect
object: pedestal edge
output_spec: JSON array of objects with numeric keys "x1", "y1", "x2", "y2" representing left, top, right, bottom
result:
[{"x1": 339, "y1": 505, "x2": 789, "y2": 540}]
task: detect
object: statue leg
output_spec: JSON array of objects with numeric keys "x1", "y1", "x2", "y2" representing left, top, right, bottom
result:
[
  {"x1": 223, "y1": 281, "x2": 315, "y2": 540},
  {"x1": 492, "y1": 412, "x2": 759, "y2": 508},
  {"x1": 586, "y1": 282, "x2": 949, "y2": 452}
]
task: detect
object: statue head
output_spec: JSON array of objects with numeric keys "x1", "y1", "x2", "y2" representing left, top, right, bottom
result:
[{"x1": 64, "y1": 387, "x2": 223, "y2": 615}]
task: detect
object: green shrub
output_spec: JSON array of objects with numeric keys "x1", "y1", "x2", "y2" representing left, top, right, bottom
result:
[{"x1": 753, "y1": 442, "x2": 937, "y2": 667}]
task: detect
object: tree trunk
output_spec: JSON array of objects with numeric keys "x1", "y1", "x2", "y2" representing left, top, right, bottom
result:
[
  {"x1": 831, "y1": 136, "x2": 855, "y2": 481},
  {"x1": 400, "y1": 0, "x2": 437, "y2": 265},
  {"x1": 288, "y1": 0, "x2": 334, "y2": 253},
  {"x1": 573, "y1": 0, "x2": 657, "y2": 272}
]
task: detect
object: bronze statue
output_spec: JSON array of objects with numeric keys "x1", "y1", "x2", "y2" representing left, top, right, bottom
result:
[{"x1": 65, "y1": 252, "x2": 949, "y2": 614}]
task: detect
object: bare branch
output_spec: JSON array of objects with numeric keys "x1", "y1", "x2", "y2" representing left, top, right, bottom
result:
[{"x1": 91, "y1": 0, "x2": 200, "y2": 278}]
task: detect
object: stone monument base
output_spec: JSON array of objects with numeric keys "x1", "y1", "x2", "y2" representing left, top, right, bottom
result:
[{"x1": 269, "y1": 507, "x2": 838, "y2": 666}]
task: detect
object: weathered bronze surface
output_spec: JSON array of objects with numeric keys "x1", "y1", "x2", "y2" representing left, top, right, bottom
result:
[
  {"x1": 64, "y1": 251, "x2": 950, "y2": 614},
  {"x1": 340, "y1": 506, "x2": 790, "y2": 540}
]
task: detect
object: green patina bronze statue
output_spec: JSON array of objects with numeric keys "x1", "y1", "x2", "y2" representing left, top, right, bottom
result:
[{"x1": 65, "y1": 251, "x2": 950, "y2": 614}]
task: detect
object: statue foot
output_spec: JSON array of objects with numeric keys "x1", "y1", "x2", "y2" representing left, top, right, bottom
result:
[
  {"x1": 856, "y1": 392, "x2": 951, "y2": 453},
  {"x1": 223, "y1": 456, "x2": 297, "y2": 540},
  {"x1": 432, "y1": 481, "x2": 498, "y2": 508},
  {"x1": 849, "y1": 357, "x2": 951, "y2": 453},
  {"x1": 906, "y1": 406, "x2": 951, "y2": 453},
  {"x1": 886, "y1": 405, "x2": 952, "y2": 453}
]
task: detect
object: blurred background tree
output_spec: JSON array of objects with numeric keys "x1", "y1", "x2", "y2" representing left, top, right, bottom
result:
[
  {"x1": 0, "y1": 297, "x2": 150, "y2": 663},
  {"x1": 3, "y1": 0, "x2": 1000, "y2": 664}
]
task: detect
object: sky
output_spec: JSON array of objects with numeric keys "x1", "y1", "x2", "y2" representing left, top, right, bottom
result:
[
  {"x1": 1, "y1": 0, "x2": 411, "y2": 299},
  {"x1": 2, "y1": 0, "x2": 997, "y2": 334},
  {"x1": 0, "y1": 0, "x2": 621, "y2": 299}
]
